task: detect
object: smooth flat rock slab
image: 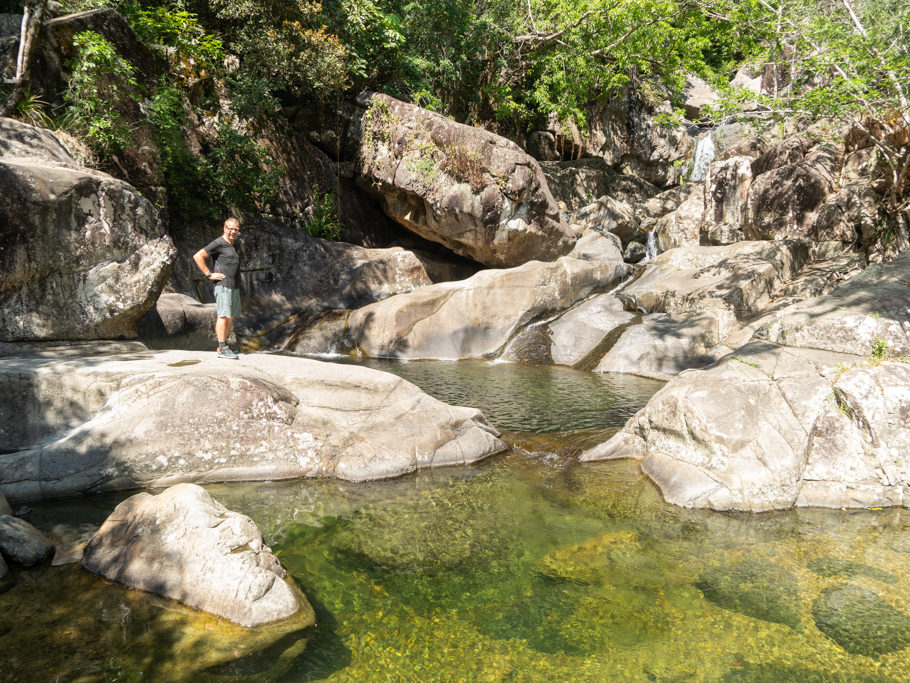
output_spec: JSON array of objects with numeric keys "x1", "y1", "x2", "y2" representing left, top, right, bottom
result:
[
  {"x1": 0, "y1": 350, "x2": 506, "y2": 502},
  {"x1": 82, "y1": 483, "x2": 312, "y2": 627}
]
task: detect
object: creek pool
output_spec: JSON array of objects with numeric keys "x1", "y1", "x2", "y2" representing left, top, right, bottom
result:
[{"x1": 4, "y1": 360, "x2": 910, "y2": 681}]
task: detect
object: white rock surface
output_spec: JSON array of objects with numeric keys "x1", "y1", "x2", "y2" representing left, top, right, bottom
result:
[
  {"x1": 0, "y1": 349, "x2": 506, "y2": 501},
  {"x1": 82, "y1": 483, "x2": 312, "y2": 627}
]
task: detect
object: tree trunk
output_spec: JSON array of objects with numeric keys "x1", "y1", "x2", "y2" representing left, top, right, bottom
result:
[{"x1": 0, "y1": 0, "x2": 48, "y2": 118}]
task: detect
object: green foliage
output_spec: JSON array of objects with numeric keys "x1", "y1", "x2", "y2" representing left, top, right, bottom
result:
[
  {"x1": 146, "y1": 81, "x2": 209, "y2": 217},
  {"x1": 209, "y1": 0, "x2": 350, "y2": 99},
  {"x1": 133, "y1": 6, "x2": 224, "y2": 68},
  {"x1": 303, "y1": 184, "x2": 344, "y2": 240},
  {"x1": 871, "y1": 338, "x2": 890, "y2": 363},
  {"x1": 15, "y1": 89, "x2": 53, "y2": 127},
  {"x1": 324, "y1": 0, "x2": 404, "y2": 81},
  {"x1": 62, "y1": 30, "x2": 138, "y2": 155},
  {"x1": 202, "y1": 121, "x2": 283, "y2": 213},
  {"x1": 705, "y1": 0, "x2": 910, "y2": 213}
]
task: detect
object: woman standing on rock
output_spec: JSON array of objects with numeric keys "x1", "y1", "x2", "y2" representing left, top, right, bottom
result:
[{"x1": 193, "y1": 218, "x2": 242, "y2": 359}]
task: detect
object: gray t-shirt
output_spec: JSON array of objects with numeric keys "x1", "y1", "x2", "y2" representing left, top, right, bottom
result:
[{"x1": 204, "y1": 236, "x2": 241, "y2": 289}]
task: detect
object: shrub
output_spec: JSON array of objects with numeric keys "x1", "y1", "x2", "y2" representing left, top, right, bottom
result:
[{"x1": 61, "y1": 30, "x2": 138, "y2": 155}]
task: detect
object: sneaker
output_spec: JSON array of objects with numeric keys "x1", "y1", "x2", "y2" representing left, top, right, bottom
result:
[{"x1": 217, "y1": 346, "x2": 239, "y2": 360}]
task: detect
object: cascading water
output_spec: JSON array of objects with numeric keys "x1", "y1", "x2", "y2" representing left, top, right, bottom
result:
[
  {"x1": 689, "y1": 131, "x2": 716, "y2": 182},
  {"x1": 644, "y1": 230, "x2": 658, "y2": 262}
]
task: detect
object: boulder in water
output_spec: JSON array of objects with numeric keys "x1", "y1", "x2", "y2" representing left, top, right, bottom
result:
[
  {"x1": 0, "y1": 515, "x2": 55, "y2": 566},
  {"x1": 812, "y1": 584, "x2": 910, "y2": 656},
  {"x1": 0, "y1": 350, "x2": 507, "y2": 501},
  {"x1": 82, "y1": 483, "x2": 313, "y2": 628},
  {"x1": 696, "y1": 560, "x2": 802, "y2": 629}
]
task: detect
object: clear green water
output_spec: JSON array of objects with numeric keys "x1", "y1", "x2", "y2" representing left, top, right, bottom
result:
[
  {"x1": 323, "y1": 358, "x2": 664, "y2": 435},
  {"x1": 4, "y1": 361, "x2": 910, "y2": 682}
]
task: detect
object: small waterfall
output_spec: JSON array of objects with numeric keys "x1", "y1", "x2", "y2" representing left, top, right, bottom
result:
[
  {"x1": 689, "y1": 132, "x2": 716, "y2": 182},
  {"x1": 644, "y1": 230, "x2": 658, "y2": 262}
]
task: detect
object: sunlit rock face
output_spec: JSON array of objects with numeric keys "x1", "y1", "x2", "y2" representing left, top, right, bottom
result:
[
  {"x1": 340, "y1": 257, "x2": 632, "y2": 361},
  {"x1": 351, "y1": 93, "x2": 575, "y2": 268},
  {"x1": 617, "y1": 240, "x2": 810, "y2": 330},
  {"x1": 0, "y1": 118, "x2": 176, "y2": 342},
  {"x1": 82, "y1": 483, "x2": 311, "y2": 627},
  {"x1": 582, "y1": 248, "x2": 910, "y2": 512},
  {"x1": 0, "y1": 350, "x2": 506, "y2": 501}
]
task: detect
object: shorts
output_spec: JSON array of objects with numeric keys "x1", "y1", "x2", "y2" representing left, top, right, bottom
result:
[{"x1": 214, "y1": 284, "x2": 241, "y2": 318}]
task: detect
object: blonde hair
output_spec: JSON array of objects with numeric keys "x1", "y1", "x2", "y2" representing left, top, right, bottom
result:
[{"x1": 224, "y1": 217, "x2": 240, "y2": 231}]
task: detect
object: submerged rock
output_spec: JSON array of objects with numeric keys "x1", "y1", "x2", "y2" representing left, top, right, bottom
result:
[
  {"x1": 0, "y1": 515, "x2": 55, "y2": 566},
  {"x1": 336, "y1": 472, "x2": 517, "y2": 571},
  {"x1": 537, "y1": 530, "x2": 641, "y2": 585},
  {"x1": 812, "y1": 584, "x2": 910, "y2": 656},
  {"x1": 82, "y1": 483, "x2": 312, "y2": 628},
  {"x1": 807, "y1": 557, "x2": 897, "y2": 585},
  {"x1": 696, "y1": 561, "x2": 802, "y2": 629},
  {"x1": 0, "y1": 350, "x2": 506, "y2": 501}
]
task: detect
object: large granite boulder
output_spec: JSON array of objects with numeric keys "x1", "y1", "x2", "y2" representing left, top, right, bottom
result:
[
  {"x1": 337, "y1": 257, "x2": 632, "y2": 360},
  {"x1": 582, "y1": 342, "x2": 855, "y2": 511},
  {"x1": 0, "y1": 515, "x2": 55, "y2": 566},
  {"x1": 654, "y1": 183, "x2": 705, "y2": 251},
  {"x1": 547, "y1": 294, "x2": 635, "y2": 367},
  {"x1": 0, "y1": 349, "x2": 506, "y2": 501},
  {"x1": 3, "y1": 9, "x2": 168, "y2": 197},
  {"x1": 0, "y1": 118, "x2": 176, "y2": 341},
  {"x1": 744, "y1": 147, "x2": 838, "y2": 241},
  {"x1": 582, "y1": 248, "x2": 910, "y2": 511},
  {"x1": 800, "y1": 362, "x2": 910, "y2": 508},
  {"x1": 594, "y1": 310, "x2": 731, "y2": 379},
  {"x1": 701, "y1": 156, "x2": 752, "y2": 245},
  {"x1": 82, "y1": 483, "x2": 311, "y2": 628},
  {"x1": 567, "y1": 229, "x2": 625, "y2": 262},
  {"x1": 756, "y1": 248, "x2": 910, "y2": 357},
  {"x1": 352, "y1": 93, "x2": 574, "y2": 267},
  {"x1": 576, "y1": 195, "x2": 642, "y2": 245},
  {"x1": 618, "y1": 241, "x2": 810, "y2": 334}
]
